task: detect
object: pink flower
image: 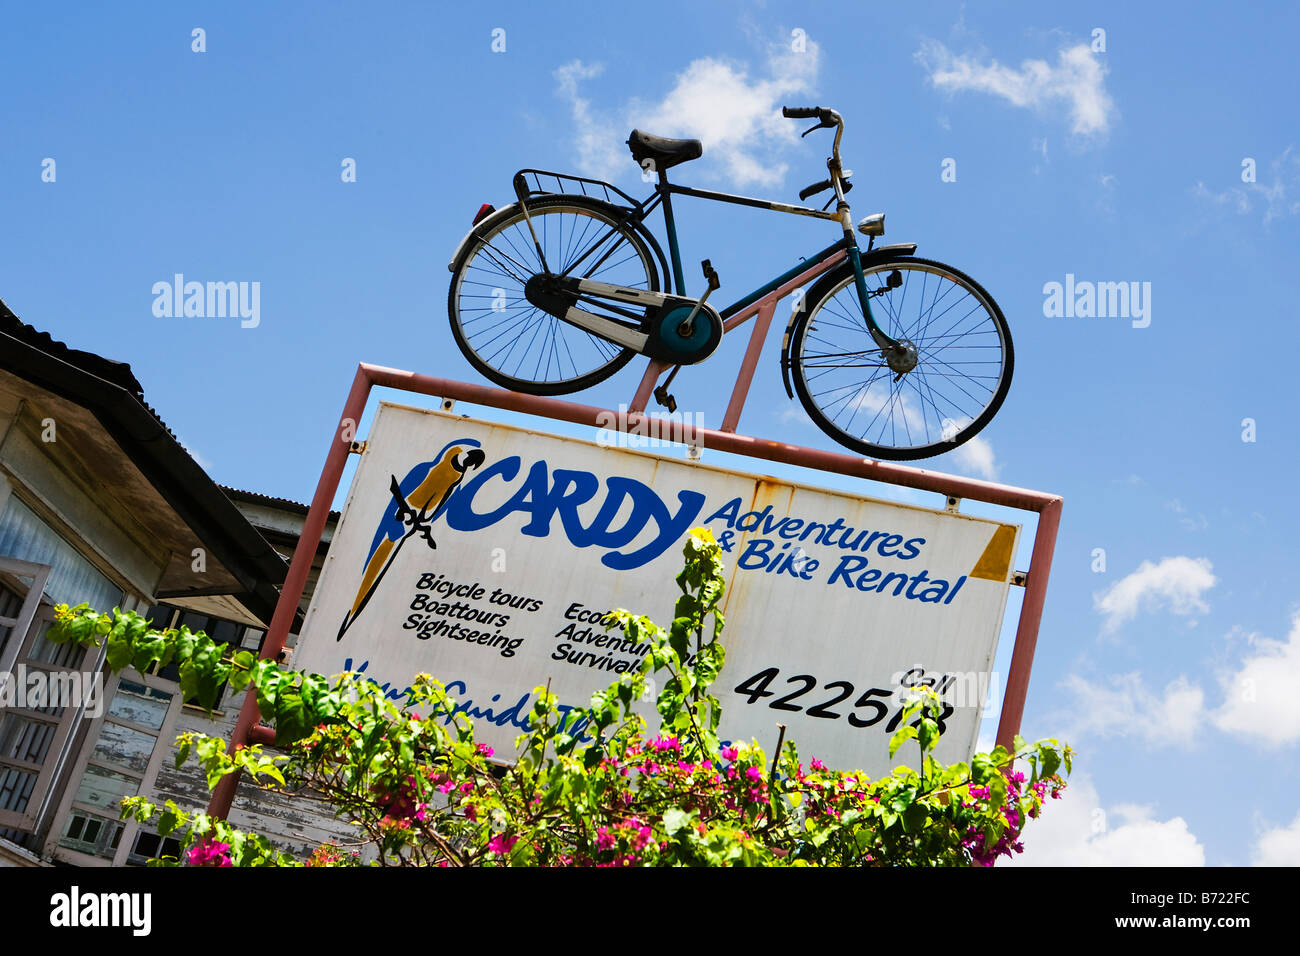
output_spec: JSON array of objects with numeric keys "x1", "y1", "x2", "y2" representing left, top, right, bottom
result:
[
  {"x1": 744, "y1": 766, "x2": 763, "y2": 783},
  {"x1": 809, "y1": 757, "x2": 826, "y2": 772},
  {"x1": 187, "y1": 838, "x2": 232, "y2": 867},
  {"x1": 487, "y1": 833, "x2": 518, "y2": 856},
  {"x1": 476, "y1": 744, "x2": 494, "y2": 757},
  {"x1": 596, "y1": 827, "x2": 615, "y2": 850},
  {"x1": 721, "y1": 745, "x2": 738, "y2": 761}
]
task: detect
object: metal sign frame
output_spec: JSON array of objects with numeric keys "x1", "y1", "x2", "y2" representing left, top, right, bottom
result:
[{"x1": 208, "y1": 363, "x2": 1062, "y2": 820}]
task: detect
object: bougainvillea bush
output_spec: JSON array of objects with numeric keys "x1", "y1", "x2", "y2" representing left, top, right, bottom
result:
[{"x1": 50, "y1": 528, "x2": 1069, "y2": 867}]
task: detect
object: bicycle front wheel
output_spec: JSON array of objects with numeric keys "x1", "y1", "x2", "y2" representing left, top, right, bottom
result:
[
  {"x1": 448, "y1": 195, "x2": 659, "y2": 395},
  {"x1": 788, "y1": 257, "x2": 1013, "y2": 460}
]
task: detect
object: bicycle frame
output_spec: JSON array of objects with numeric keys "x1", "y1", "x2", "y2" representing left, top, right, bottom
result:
[
  {"x1": 516, "y1": 167, "x2": 869, "y2": 312},
  {"x1": 516, "y1": 166, "x2": 917, "y2": 429},
  {"x1": 642, "y1": 173, "x2": 847, "y2": 297}
]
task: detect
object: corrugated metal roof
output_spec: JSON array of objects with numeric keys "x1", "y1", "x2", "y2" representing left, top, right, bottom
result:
[{"x1": 220, "y1": 485, "x2": 340, "y2": 521}]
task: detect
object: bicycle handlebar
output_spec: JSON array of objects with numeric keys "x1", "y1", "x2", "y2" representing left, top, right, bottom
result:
[
  {"x1": 783, "y1": 105, "x2": 839, "y2": 126},
  {"x1": 799, "y1": 179, "x2": 832, "y2": 201},
  {"x1": 783, "y1": 106, "x2": 849, "y2": 208}
]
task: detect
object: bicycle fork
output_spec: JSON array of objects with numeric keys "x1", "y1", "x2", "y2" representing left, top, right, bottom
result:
[{"x1": 847, "y1": 244, "x2": 917, "y2": 380}]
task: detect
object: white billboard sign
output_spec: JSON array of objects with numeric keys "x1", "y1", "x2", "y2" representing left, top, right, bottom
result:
[{"x1": 295, "y1": 402, "x2": 1019, "y2": 777}]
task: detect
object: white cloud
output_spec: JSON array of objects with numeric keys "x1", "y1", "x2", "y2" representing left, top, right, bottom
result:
[
  {"x1": 1192, "y1": 180, "x2": 1252, "y2": 214},
  {"x1": 1094, "y1": 556, "x2": 1216, "y2": 633},
  {"x1": 1252, "y1": 811, "x2": 1300, "y2": 866},
  {"x1": 1212, "y1": 613, "x2": 1300, "y2": 747},
  {"x1": 1011, "y1": 774, "x2": 1205, "y2": 866},
  {"x1": 1060, "y1": 672, "x2": 1205, "y2": 747},
  {"x1": 949, "y1": 434, "x2": 998, "y2": 480},
  {"x1": 1166, "y1": 498, "x2": 1208, "y2": 532},
  {"x1": 1192, "y1": 146, "x2": 1300, "y2": 224},
  {"x1": 776, "y1": 405, "x2": 811, "y2": 427},
  {"x1": 554, "y1": 38, "x2": 821, "y2": 187},
  {"x1": 915, "y1": 40, "x2": 1115, "y2": 138},
  {"x1": 553, "y1": 61, "x2": 626, "y2": 179}
]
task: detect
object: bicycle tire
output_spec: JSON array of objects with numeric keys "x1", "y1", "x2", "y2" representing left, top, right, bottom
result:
[
  {"x1": 447, "y1": 195, "x2": 659, "y2": 395},
  {"x1": 788, "y1": 256, "x2": 1013, "y2": 460}
]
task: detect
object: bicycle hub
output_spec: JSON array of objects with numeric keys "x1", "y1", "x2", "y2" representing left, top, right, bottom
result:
[{"x1": 886, "y1": 339, "x2": 918, "y2": 374}]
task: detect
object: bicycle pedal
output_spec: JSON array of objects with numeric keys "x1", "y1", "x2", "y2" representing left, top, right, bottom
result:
[
  {"x1": 653, "y1": 387, "x2": 677, "y2": 413},
  {"x1": 701, "y1": 259, "x2": 720, "y2": 291}
]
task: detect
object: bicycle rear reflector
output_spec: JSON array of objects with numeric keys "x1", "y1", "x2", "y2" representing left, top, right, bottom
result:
[{"x1": 472, "y1": 203, "x2": 495, "y2": 225}]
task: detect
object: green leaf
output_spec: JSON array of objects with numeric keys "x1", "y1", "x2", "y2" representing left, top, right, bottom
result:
[
  {"x1": 662, "y1": 808, "x2": 692, "y2": 836},
  {"x1": 158, "y1": 801, "x2": 183, "y2": 836},
  {"x1": 971, "y1": 754, "x2": 997, "y2": 785},
  {"x1": 105, "y1": 619, "x2": 133, "y2": 672},
  {"x1": 917, "y1": 718, "x2": 940, "y2": 754},
  {"x1": 901, "y1": 803, "x2": 928, "y2": 833},
  {"x1": 254, "y1": 667, "x2": 283, "y2": 715},
  {"x1": 889, "y1": 724, "x2": 918, "y2": 758},
  {"x1": 1040, "y1": 746, "x2": 1061, "y2": 780},
  {"x1": 255, "y1": 761, "x2": 285, "y2": 787},
  {"x1": 273, "y1": 688, "x2": 311, "y2": 746},
  {"x1": 130, "y1": 631, "x2": 167, "y2": 674},
  {"x1": 173, "y1": 627, "x2": 200, "y2": 665}
]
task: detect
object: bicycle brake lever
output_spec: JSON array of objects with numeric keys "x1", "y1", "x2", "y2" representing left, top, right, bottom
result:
[
  {"x1": 801, "y1": 120, "x2": 832, "y2": 138},
  {"x1": 820, "y1": 179, "x2": 852, "y2": 210}
]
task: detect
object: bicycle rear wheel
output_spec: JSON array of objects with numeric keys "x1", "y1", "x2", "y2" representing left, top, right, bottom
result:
[
  {"x1": 788, "y1": 256, "x2": 1013, "y2": 460},
  {"x1": 447, "y1": 195, "x2": 659, "y2": 395}
]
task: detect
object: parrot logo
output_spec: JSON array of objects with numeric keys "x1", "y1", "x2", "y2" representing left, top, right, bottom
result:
[{"x1": 336, "y1": 439, "x2": 487, "y2": 641}]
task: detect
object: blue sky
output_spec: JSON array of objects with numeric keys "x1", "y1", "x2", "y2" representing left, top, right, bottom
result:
[{"x1": 2, "y1": 1, "x2": 1298, "y2": 866}]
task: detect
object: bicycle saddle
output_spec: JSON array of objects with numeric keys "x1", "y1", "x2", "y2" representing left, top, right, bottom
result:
[{"x1": 627, "y1": 129, "x2": 703, "y2": 171}]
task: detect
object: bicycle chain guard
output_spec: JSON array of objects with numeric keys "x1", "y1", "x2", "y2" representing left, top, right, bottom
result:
[{"x1": 524, "y1": 274, "x2": 722, "y2": 365}]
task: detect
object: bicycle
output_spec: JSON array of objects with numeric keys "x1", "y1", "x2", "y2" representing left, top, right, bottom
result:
[{"x1": 446, "y1": 106, "x2": 1012, "y2": 461}]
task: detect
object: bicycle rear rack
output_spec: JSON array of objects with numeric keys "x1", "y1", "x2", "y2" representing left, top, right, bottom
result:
[{"x1": 513, "y1": 169, "x2": 644, "y2": 211}]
